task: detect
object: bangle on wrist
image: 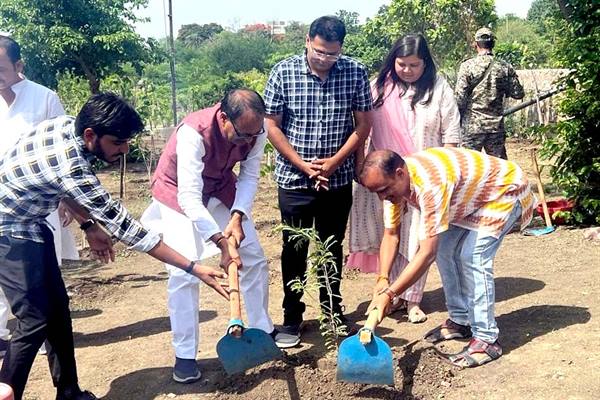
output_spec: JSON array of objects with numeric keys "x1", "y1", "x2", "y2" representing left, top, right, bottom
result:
[
  {"x1": 377, "y1": 275, "x2": 389, "y2": 283},
  {"x1": 383, "y1": 287, "x2": 397, "y2": 300},
  {"x1": 231, "y1": 210, "x2": 244, "y2": 218},
  {"x1": 183, "y1": 261, "x2": 196, "y2": 274},
  {"x1": 215, "y1": 236, "x2": 227, "y2": 246}
]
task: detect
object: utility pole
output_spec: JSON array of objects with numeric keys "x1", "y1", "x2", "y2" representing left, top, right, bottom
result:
[{"x1": 168, "y1": 0, "x2": 177, "y2": 126}]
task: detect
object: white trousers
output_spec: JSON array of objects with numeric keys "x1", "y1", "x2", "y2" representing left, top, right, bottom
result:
[
  {"x1": 46, "y1": 210, "x2": 80, "y2": 263},
  {"x1": 142, "y1": 199, "x2": 273, "y2": 359},
  {"x1": 0, "y1": 210, "x2": 79, "y2": 340}
]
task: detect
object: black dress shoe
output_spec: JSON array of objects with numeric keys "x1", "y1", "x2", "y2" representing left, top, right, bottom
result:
[{"x1": 56, "y1": 387, "x2": 98, "y2": 400}]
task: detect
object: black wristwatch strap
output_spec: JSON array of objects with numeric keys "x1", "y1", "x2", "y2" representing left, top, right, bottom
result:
[
  {"x1": 79, "y1": 219, "x2": 96, "y2": 231},
  {"x1": 184, "y1": 261, "x2": 196, "y2": 274}
]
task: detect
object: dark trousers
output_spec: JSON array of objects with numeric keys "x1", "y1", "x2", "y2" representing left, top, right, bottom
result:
[
  {"x1": 461, "y1": 131, "x2": 508, "y2": 159},
  {"x1": 0, "y1": 226, "x2": 78, "y2": 400},
  {"x1": 278, "y1": 184, "x2": 353, "y2": 326}
]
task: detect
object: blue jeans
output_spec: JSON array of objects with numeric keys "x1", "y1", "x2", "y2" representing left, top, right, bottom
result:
[{"x1": 436, "y1": 202, "x2": 522, "y2": 343}]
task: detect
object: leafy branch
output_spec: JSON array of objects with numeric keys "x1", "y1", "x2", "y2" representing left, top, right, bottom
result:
[{"x1": 276, "y1": 225, "x2": 347, "y2": 352}]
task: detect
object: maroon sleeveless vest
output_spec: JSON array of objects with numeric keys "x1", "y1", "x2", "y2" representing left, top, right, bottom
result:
[{"x1": 151, "y1": 103, "x2": 256, "y2": 214}]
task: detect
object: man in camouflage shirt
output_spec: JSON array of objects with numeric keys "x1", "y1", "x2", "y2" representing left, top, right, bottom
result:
[{"x1": 455, "y1": 27, "x2": 524, "y2": 159}]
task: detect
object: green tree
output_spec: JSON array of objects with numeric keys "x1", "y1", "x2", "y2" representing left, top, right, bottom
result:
[
  {"x1": 527, "y1": 0, "x2": 562, "y2": 30},
  {"x1": 279, "y1": 21, "x2": 308, "y2": 50},
  {"x1": 178, "y1": 73, "x2": 241, "y2": 113},
  {"x1": 350, "y1": 0, "x2": 496, "y2": 77},
  {"x1": 336, "y1": 10, "x2": 361, "y2": 35},
  {"x1": 0, "y1": 0, "x2": 156, "y2": 92},
  {"x1": 540, "y1": 0, "x2": 600, "y2": 224},
  {"x1": 56, "y1": 71, "x2": 90, "y2": 115},
  {"x1": 204, "y1": 31, "x2": 274, "y2": 74},
  {"x1": 268, "y1": 21, "x2": 307, "y2": 67},
  {"x1": 58, "y1": 64, "x2": 172, "y2": 130},
  {"x1": 494, "y1": 15, "x2": 549, "y2": 68},
  {"x1": 177, "y1": 23, "x2": 223, "y2": 48},
  {"x1": 232, "y1": 69, "x2": 268, "y2": 93}
]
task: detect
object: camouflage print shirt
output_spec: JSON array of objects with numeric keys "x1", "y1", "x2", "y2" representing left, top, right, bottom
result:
[{"x1": 455, "y1": 54, "x2": 524, "y2": 135}]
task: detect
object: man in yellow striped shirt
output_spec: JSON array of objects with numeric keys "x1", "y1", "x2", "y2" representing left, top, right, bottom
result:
[{"x1": 360, "y1": 147, "x2": 534, "y2": 368}]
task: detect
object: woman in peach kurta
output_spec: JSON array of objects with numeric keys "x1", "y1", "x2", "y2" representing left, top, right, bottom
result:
[{"x1": 347, "y1": 34, "x2": 460, "y2": 322}]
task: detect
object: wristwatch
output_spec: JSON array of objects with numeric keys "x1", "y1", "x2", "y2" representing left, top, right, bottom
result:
[
  {"x1": 184, "y1": 260, "x2": 197, "y2": 274},
  {"x1": 79, "y1": 219, "x2": 96, "y2": 231}
]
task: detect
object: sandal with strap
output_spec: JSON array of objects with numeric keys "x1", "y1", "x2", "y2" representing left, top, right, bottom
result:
[
  {"x1": 423, "y1": 319, "x2": 472, "y2": 343},
  {"x1": 407, "y1": 302, "x2": 427, "y2": 323},
  {"x1": 388, "y1": 296, "x2": 407, "y2": 315},
  {"x1": 447, "y1": 338, "x2": 503, "y2": 368}
]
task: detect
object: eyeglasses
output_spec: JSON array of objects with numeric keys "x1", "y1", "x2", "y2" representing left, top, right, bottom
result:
[
  {"x1": 229, "y1": 118, "x2": 265, "y2": 139},
  {"x1": 308, "y1": 42, "x2": 341, "y2": 62}
]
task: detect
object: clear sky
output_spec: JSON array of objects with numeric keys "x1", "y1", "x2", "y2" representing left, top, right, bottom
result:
[{"x1": 135, "y1": 0, "x2": 534, "y2": 39}]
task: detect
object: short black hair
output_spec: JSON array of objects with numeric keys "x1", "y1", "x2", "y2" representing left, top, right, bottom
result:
[
  {"x1": 361, "y1": 150, "x2": 406, "y2": 179},
  {"x1": 309, "y1": 16, "x2": 346, "y2": 45},
  {"x1": 0, "y1": 35, "x2": 21, "y2": 64},
  {"x1": 221, "y1": 89, "x2": 265, "y2": 123},
  {"x1": 75, "y1": 92, "x2": 144, "y2": 140}
]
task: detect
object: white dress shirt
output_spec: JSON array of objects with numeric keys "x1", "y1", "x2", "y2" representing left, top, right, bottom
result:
[{"x1": 175, "y1": 123, "x2": 267, "y2": 241}]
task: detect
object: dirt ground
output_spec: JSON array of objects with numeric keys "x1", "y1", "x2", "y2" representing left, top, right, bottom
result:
[{"x1": 12, "y1": 140, "x2": 600, "y2": 399}]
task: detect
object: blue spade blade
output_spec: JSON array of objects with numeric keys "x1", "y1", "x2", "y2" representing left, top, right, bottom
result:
[
  {"x1": 523, "y1": 226, "x2": 555, "y2": 236},
  {"x1": 336, "y1": 332, "x2": 394, "y2": 386},
  {"x1": 216, "y1": 327, "x2": 281, "y2": 375}
]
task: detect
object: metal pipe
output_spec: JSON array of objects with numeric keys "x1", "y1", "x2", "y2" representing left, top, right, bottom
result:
[
  {"x1": 167, "y1": 0, "x2": 177, "y2": 126},
  {"x1": 503, "y1": 86, "x2": 565, "y2": 116}
]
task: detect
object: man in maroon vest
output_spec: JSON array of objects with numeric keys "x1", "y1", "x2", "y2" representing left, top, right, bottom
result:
[{"x1": 143, "y1": 89, "x2": 283, "y2": 383}]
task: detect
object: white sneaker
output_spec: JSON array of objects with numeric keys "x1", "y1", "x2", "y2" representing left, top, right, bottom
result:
[{"x1": 270, "y1": 325, "x2": 301, "y2": 349}]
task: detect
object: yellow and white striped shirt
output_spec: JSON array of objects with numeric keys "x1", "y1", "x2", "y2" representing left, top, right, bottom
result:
[{"x1": 384, "y1": 148, "x2": 535, "y2": 239}]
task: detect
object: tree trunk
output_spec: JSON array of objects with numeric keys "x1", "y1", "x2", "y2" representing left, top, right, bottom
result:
[
  {"x1": 74, "y1": 55, "x2": 100, "y2": 94},
  {"x1": 556, "y1": 0, "x2": 573, "y2": 22},
  {"x1": 88, "y1": 77, "x2": 100, "y2": 94}
]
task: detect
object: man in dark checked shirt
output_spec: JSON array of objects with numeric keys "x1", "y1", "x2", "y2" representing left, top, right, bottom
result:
[
  {"x1": 0, "y1": 93, "x2": 230, "y2": 400},
  {"x1": 264, "y1": 15, "x2": 373, "y2": 347}
]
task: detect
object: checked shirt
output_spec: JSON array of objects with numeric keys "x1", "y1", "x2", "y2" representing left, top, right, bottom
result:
[
  {"x1": 264, "y1": 53, "x2": 372, "y2": 189},
  {"x1": 0, "y1": 116, "x2": 159, "y2": 251}
]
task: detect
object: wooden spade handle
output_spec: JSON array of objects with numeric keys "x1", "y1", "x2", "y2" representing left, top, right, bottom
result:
[
  {"x1": 531, "y1": 149, "x2": 553, "y2": 228},
  {"x1": 227, "y1": 260, "x2": 243, "y2": 337},
  {"x1": 359, "y1": 308, "x2": 382, "y2": 344}
]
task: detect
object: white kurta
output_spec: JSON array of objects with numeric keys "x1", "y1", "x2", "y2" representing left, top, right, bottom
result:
[
  {"x1": 0, "y1": 79, "x2": 66, "y2": 154},
  {"x1": 141, "y1": 123, "x2": 273, "y2": 359},
  {"x1": 0, "y1": 78, "x2": 78, "y2": 340}
]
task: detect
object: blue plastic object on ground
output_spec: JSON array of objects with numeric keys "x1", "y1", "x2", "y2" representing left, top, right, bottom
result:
[
  {"x1": 337, "y1": 309, "x2": 394, "y2": 386},
  {"x1": 523, "y1": 226, "x2": 555, "y2": 236},
  {"x1": 217, "y1": 321, "x2": 281, "y2": 375}
]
